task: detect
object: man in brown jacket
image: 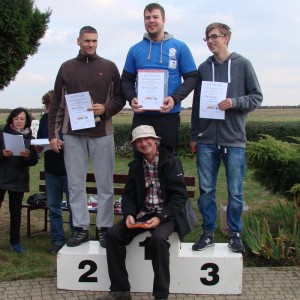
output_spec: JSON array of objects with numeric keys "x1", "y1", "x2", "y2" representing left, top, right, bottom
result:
[{"x1": 48, "y1": 26, "x2": 125, "y2": 248}]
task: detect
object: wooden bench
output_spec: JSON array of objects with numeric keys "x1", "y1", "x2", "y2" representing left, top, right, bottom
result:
[{"x1": 22, "y1": 171, "x2": 195, "y2": 237}]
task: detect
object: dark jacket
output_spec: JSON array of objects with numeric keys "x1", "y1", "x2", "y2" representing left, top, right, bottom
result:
[
  {"x1": 121, "y1": 146, "x2": 191, "y2": 240},
  {"x1": 0, "y1": 125, "x2": 38, "y2": 192},
  {"x1": 37, "y1": 113, "x2": 66, "y2": 176}
]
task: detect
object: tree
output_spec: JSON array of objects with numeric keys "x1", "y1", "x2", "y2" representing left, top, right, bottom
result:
[{"x1": 0, "y1": 0, "x2": 51, "y2": 90}]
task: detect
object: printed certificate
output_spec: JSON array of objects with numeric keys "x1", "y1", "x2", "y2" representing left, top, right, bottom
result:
[
  {"x1": 199, "y1": 81, "x2": 228, "y2": 120},
  {"x1": 137, "y1": 69, "x2": 168, "y2": 110},
  {"x1": 65, "y1": 92, "x2": 95, "y2": 130}
]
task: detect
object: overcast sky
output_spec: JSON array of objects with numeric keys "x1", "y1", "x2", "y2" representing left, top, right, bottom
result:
[{"x1": 0, "y1": 0, "x2": 299, "y2": 109}]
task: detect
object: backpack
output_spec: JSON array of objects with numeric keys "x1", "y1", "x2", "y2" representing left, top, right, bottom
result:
[{"x1": 27, "y1": 193, "x2": 47, "y2": 207}]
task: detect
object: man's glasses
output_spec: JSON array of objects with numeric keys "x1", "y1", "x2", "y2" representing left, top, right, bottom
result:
[{"x1": 203, "y1": 34, "x2": 225, "y2": 42}]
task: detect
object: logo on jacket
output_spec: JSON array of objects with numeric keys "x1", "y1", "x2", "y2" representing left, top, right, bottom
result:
[{"x1": 169, "y1": 48, "x2": 177, "y2": 69}]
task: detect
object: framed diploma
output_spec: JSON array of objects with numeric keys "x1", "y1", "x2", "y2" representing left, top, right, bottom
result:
[{"x1": 137, "y1": 69, "x2": 168, "y2": 110}]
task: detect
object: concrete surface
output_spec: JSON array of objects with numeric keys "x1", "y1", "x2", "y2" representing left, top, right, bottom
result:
[{"x1": 0, "y1": 266, "x2": 299, "y2": 299}]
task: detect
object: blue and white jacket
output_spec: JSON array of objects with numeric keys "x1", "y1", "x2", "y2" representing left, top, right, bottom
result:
[{"x1": 121, "y1": 32, "x2": 198, "y2": 114}]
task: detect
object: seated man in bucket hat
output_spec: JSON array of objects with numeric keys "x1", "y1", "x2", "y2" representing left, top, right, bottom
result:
[{"x1": 98, "y1": 125, "x2": 191, "y2": 300}]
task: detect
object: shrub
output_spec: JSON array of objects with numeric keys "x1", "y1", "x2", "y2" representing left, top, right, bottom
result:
[
  {"x1": 246, "y1": 135, "x2": 300, "y2": 196},
  {"x1": 246, "y1": 121, "x2": 300, "y2": 142}
]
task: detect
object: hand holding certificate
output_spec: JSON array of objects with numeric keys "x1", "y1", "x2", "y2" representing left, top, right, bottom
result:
[
  {"x1": 199, "y1": 81, "x2": 228, "y2": 120},
  {"x1": 65, "y1": 92, "x2": 95, "y2": 130},
  {"x1": 137, "y1": 69, "x2": 168, "y2": 110}
]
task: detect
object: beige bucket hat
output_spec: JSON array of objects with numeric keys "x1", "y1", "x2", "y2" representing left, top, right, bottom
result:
[{"x1": 131, "y1": 125, "x2": 161, "y2": 143}]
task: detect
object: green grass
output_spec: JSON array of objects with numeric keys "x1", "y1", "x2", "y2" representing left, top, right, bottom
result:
[
  {"x1": 0, "y1": 108, "x2": 299, "y2": 281},
  {"x1": 0, "y1": 155, "x2": 285, "y2": 282}
]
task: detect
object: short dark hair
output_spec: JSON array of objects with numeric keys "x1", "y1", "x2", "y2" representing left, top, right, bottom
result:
[
  {"x1": 79, "y1": 26, "x2": 97, "y2": 36},
  {"x1": 6, "y1": 107, "x2": 32, "y2": 129},
  {"x1": 144, "y1": 3, "x2": 165, "y2": 19}
]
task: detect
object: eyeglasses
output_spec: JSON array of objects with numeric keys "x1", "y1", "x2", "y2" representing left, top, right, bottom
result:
[{"x1": 203, "y1": 34, "x2": 225, "y2": 42}]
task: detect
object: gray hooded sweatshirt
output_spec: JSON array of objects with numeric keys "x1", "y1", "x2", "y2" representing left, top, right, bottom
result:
[{"x1": 191, "y1": 52, "x2": 263, "y2": 148}]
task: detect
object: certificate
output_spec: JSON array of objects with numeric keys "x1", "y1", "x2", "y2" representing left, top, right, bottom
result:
[
  {"x1": 137, "y1": 69, "x2": 168, "y2": 110},
  {"x1": 65, "y1": 92, "x2": 95, "y2": 130},
  {"x1": 3, "y1": 133, "x2": 25, "y2": 156},
  {"x1": 199, "y1": 81, "x2": 228, "y2": 120}
]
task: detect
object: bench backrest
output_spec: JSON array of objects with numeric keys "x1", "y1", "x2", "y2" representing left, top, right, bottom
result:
[{"x1": 39, "y1": 171, "x2": 195, "y2": 199}]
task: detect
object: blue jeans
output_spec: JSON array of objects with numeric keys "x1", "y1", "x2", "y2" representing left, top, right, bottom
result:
[
  {"x1": 45, "y1": 172, "x2": 73, "y2": 246},
  {"x1": 196, "y1": 144, "x2": 245, "y2": 233}
]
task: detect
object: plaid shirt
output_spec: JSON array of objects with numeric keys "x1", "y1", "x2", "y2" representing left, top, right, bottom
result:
[{"x1": 136, "y1": 151, "x2": 164, "y2": 219}]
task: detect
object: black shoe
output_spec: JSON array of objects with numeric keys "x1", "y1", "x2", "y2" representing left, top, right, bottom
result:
[
  {"x1": 228, "y1": 232, "x2": 245, "y2": 253},
  {"x1": 97, "y1": 291, "x2": 132, "y2": 300},
  {"x1": 98, "y1": 227, "x2": 108, "y2": 248},
  {"x1": 192, "y1": 231, "x2": 215, "y2": 251},
  {"x1": 66, "y1": 229, "x2": 90, "y2": 247},
  {"x1": 154, "y1": 298, "x2": 168, "y2": 300},
  {"x1": 48, "y1": 243, "x2": 63, "y2": 254}
]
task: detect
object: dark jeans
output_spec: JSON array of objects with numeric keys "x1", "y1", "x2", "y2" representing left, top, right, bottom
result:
[
  {"x1": 45, "y1": 172, "x2": 73, "y2": 245},
  {"x1": 0, "y1": 189, "x2": 23, "y2": 245},
  {"x1": 106, "y1": 217, "x2": 175, "y2": 298},
  {"x1": 132, "y1": 113, "x2": 180, "y2": 154}
]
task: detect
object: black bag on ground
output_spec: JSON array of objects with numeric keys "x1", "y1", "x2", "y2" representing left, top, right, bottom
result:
[{"x1": 27, "y1": 193, "x2": 47, "y2": 207}]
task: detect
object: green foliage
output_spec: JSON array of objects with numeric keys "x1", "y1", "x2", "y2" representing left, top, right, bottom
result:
[
  {"x1": 113, "y1": 121, "x2": 300, "y2": 157},
  {"x1": 246, "y1": 135, "x2": 300, "y2": 195},
  {"x1": 114, "y1": 124, "x2": 132, "y2": 157},
  {"x1": 113, "y1": 123, "x2": 194, "y2": 157},
  {"x1": 243, "y1": 198, "x2": 300, "y2": 263},
  {"x1": 0, "y1": 0, "x2": 51, "y2": 90},
  {"x1": 246, "y1": 121, "x2": 300, "y2": 142}
]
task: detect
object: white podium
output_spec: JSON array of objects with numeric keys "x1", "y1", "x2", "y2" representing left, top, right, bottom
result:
[{"x1": 57, "y1": 232, "x2": 242, "y2": 294}]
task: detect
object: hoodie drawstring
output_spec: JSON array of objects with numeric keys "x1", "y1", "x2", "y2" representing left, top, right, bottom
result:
[
  {"x1": 147, "y1": 40, "x2": 152, "y2": 61},
  {"x1": 159, "y1": 41, "x2": 163, "y2": 64},
  {"x1": 212, "y1": 58, "x2": 231, "y2": 83},
  {"x1": 146, "y1": 39, "x2": 163, "y2": 64}
]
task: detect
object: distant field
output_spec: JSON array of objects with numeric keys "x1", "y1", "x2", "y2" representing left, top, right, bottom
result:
[
  {"x1": 113, "y1": 108, "x2": 300, "y2": 123},
  {"x1": 0, "y1": 108, "x2": 299, "y2": 125}
]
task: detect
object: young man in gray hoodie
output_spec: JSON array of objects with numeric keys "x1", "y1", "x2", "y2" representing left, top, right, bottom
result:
[{"x1": 190, "y1": 23, "x2": 263, "y2": 253}]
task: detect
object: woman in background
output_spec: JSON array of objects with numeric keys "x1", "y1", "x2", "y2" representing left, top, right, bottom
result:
[{"x1": 0, "y1": 107, "x2": 38, "y2": 253}]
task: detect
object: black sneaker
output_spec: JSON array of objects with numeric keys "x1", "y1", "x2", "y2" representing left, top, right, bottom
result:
[
  {"x1": 98, "y1": 227, "x2": 108, "y2": 248},
  {"x1": 97, "y1": 291, "x2": 132, "y2": 300},
  {"x1": 48, "y1": 243, "x2": 63, "y2": 254},
  {"x1": 192, "y1": 231, "x2": 215, "y2": 251},
  {"x1": 66, "y1": 229, "x2": 90, "y2": 247},
  {"x1": 228, "y1": 232, "x2": 245, "y2": 253}
]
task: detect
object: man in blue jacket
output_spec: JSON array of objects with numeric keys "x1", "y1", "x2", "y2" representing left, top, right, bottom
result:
[
  {"x1": 121, "y1": 3, "x2": 198, "y2": 153},
  {"x1": 190, "y1": 23, "x2": 263, "y2": 253}
]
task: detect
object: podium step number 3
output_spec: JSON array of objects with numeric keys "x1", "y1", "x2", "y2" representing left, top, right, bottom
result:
[{"x1": 57, "y1": 232, "x2": 243, "y2": 294}]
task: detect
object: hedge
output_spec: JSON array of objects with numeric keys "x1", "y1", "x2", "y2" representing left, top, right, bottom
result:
[{"x1": 1, "y1": 121, "x2": 299, "y2": 157}]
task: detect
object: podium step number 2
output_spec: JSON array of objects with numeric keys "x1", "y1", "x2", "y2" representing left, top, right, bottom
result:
[{"x1": 57, "y1": 232, "x2": 243, "y2": 294}]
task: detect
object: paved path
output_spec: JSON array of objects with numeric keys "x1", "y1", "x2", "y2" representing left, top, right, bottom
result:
[{"x1": 0, "y1": 267, "x2": 299, "y2": 300}]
